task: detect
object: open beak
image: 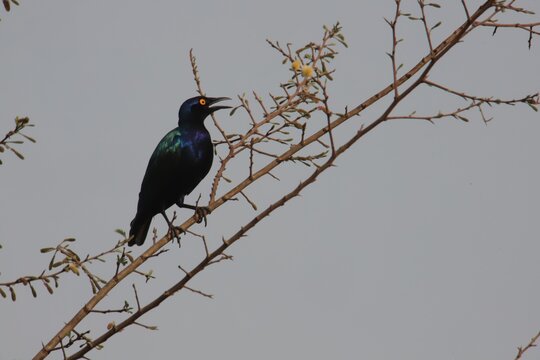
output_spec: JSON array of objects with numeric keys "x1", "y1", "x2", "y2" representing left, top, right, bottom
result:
[{"x1": 207, "y1": 97, "x2": 232, "y2": 113}]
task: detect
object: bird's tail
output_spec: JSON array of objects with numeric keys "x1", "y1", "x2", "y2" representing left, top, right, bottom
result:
[{"x1": 128, "y1": 215, "x2": 151, "y2": 246}]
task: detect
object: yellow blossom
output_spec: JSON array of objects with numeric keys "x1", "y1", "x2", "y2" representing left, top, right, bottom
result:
[
  {"x1": 291, "y1": 59, "x2": 301, "y2": 71},
  {"x1": 302, "y1": 65, "x2": 314, "y2": 78}
]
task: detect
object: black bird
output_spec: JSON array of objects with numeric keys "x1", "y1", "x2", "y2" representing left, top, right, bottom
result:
[{"x1": 129, "y1": 96, "x2": 230, "y2": 246}]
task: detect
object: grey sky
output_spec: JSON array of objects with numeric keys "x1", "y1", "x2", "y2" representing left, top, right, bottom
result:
[{"x1": 1, "y1": 1, "x2": 539, "y2": 359}]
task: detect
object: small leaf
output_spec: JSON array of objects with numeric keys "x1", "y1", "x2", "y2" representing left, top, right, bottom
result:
[
  {"x1": 51, "y1": 261, "x2": 64, "y2": 268},
  {"x1": 48, "y1": 255, "x2": 56, "y2": 270},
  {"x1": 229, "y1": 106, "x2": 241, "y2": 116},
  {"x1": 527, "y1": 103, "x2": 538, "y2": 112},
  {"x1": 115, "y1": 229, "x2": 126, "y2": 237},
  {"x1": 10, "y1": 148, "x2": 24, "y2": 160},
  {"x1": 30, "y1": 284, "x2": 37, "y2": 298},
  {"x1": 0, "y1": 287, "x2": 6, "y2": 298},
  {"x1": 9, "y1": 286, "x2": 16, "y2": 301},
  {"x1": 43, "y1": 281, "x2": 54, "y2": 295},
  {"x1": 431, "y1": 21, "x2": 442, "y2": 30},
  {"x1": 40, "y1": 247, "x2": 55, "y2": 253},
  {"x1": 337, "y1": 39, "x2": 348, "y2": 48},
  {"x1": 21, "y1": 133, "x2": 36, "y2": 143},
  {"x1": 3, "y1": 0, "x2": 10, "y2": 12}
]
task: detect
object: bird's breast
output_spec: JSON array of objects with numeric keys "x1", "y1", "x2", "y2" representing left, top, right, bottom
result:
[{"x1": 182, "y1": 130, "x2": 213, "y2": 163}]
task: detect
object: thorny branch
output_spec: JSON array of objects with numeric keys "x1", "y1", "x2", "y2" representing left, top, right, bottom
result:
[
  {"x1": 468, "y1": 0, "x2": 540, "y2": 48},
  {"x1": 0, "y1": 237, "x2": 131, "y2": 299},
  {"x1": 9, "y1": 1, "x2": 536, "y2": 359},
  {"x1": 418, "y1": 0, "x2": 436, "y2": 53},
  {"x1": 387, "y1": 0, "x2": 402, "y2": 99},
  {"x1": 514, "y1": 331, "x2": 540, "y2": 360}
]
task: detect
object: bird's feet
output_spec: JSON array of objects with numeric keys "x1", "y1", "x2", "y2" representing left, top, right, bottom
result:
[
  {"x1": 167, "y1": 225, "x2": 186, "y2": 247},
  {"x1": 160, "y1": 210, "x2": 184, "y2": 246},
  {"x1": 194, "y1": 206, "x2": 211, "y2": 226},
  {"x1": 178, "y1": 203, "x2": 211, "y2": 226}
]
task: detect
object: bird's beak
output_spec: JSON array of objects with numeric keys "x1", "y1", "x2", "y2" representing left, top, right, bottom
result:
[{"x1": 207, "y1": 97, "x2": 232, "y2": 113}]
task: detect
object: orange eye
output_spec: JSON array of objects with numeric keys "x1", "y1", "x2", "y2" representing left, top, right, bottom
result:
[{"x1": 199, "y1": 98, "x2": 207, "y2": 106}]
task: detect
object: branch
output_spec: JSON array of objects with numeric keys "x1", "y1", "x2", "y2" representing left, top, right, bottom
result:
[
  {"x1": 1, "y1": 236, "x2": 129, "y2": 299},
  {"x1": 515, "y1": 330, "x2": 540, "y2": 360},
  {"x1": 32, "y1": 1, "x2": 540, "y2": 358}
]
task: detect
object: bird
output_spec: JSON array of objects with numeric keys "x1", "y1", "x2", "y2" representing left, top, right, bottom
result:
[{"x1": 128, "y1": 96, "x2": 231, "y2": 246}]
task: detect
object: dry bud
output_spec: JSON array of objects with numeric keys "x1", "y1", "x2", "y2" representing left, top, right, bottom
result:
[{"x1": 68, "y1": 263, "x2": 80, "y2": 276}]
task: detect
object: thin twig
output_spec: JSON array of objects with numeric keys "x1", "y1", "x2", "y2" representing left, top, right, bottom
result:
[{"x1": 515, "y1": 330, "x2": 540, "y2": 360}]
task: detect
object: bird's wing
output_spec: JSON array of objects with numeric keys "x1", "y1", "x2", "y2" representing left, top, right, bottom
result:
[
  {"x1": 147, "y1": 128, "x2": 183, "y2": 168},
  {"x1": 137, "y1": 128, "x2": 184, "y2": 210},
  {"x1": 130, "y1": 128, "x2": 184, "y2": 245}
]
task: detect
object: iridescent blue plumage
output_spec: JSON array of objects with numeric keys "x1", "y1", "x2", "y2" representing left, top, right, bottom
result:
[{"x1": 129, "y1": 96, "x2": 230, "y2": 246}]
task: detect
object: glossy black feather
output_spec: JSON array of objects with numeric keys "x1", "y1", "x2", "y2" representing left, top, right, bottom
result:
[{"x1": 129, "y1": 96, "x2": 229, "y2": 246}]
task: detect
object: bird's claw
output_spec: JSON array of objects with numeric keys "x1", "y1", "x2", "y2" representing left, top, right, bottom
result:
[
  {"x1": 167, "y1": 225, "x2": 184, "y2": 246},
  {"x1": 194, "y1": 206, "x2": 211, "y2": 226}
]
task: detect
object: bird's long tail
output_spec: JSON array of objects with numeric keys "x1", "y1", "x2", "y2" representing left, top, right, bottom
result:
[{"x1": 129, "y1": 215, "x2": 151, "y2": 246}]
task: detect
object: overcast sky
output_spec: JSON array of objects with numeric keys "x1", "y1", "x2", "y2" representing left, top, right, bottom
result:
[{"x1": 1, "y1": 1, "x2": 539, "y2": 359}]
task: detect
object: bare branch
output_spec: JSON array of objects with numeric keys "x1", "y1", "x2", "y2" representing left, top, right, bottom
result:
[{"x1": 515, "y1": 330, "x2": 540, "y2": 360}]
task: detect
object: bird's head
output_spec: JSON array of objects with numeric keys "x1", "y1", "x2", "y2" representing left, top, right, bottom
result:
[{"x1": 178, "y1": 96, "x2": 231, "y2": 125}]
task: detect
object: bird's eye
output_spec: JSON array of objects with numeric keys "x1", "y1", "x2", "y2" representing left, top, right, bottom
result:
[{"x1": 199, "y1": 98, "x2": 207, "y2": 106}]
